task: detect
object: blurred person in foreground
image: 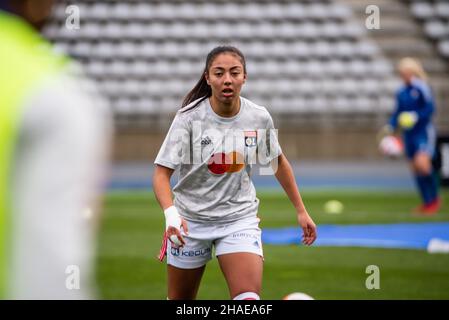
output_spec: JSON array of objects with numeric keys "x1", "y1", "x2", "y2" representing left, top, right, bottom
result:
[
  {"x1": 380, "y1": 57, "x2": 440, "y2": 215},
  {"x1": 0, "y1": 0, "x2": 112, "y2": 299}
]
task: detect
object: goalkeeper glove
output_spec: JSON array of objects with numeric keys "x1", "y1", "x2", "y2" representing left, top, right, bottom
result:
[{"x1": 398, "y1": 111, "x2": 418, "y2": 130}]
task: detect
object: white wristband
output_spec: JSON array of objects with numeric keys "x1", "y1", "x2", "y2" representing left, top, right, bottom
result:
[
  {"x1": 164, "y1": 206, "x2": 183, "y2": 247},
  {"x1": 164, "y1": 206, "x2": 182, "y2": 231}
]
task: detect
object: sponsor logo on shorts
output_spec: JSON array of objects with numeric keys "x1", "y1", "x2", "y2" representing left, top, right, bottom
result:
[
  {"x1": 181, "y1": 248, "x2": 211, "y2": 257},
  {"x1": 171, "y1": 247, "x2": 180, "y2": 256},
  {"x1": 232, "y1": 232, "x2": 259, "y2": 240},
  {"x1": 171, "y1": 247, "x2": 211, "y2": 257}
]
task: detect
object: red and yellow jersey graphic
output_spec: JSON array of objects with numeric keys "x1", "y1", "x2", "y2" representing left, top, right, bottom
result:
[{"x1": 207, "y1": 151, "x2": 245, "y2": 175}]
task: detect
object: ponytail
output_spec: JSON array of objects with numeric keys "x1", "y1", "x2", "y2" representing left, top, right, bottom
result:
[
  {"x1": 181, "y1": 72, "x2": 212, "y2": 111},
  {"x1": 398, "y1": 57, "x2": 428, "y2": 81},
  {"x1": 181, "y1": 45, "x2": 246, "y2": 113}
]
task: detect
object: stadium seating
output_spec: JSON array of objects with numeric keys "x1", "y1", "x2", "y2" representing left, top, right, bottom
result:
[
  {"x1": 43, "y1": 0, "x2": 398, "y2": 118},
  {"x1": 409, "y1": 1, "x2": 449, "y2": 58}
]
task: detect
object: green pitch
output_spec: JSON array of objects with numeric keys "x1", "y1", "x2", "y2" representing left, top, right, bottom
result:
[{"x1": 96, "y1": 189, "x2": 449, "y2": 299}]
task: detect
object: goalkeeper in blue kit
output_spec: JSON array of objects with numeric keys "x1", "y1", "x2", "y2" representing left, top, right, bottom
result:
[{"x1": 384, "y1": 58, "x2": 440, "y2": 214}]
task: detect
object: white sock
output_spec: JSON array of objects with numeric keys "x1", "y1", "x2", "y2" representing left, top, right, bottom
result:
[{"x1": 233, "y1": 292, "x2": 260, "y2": 300}]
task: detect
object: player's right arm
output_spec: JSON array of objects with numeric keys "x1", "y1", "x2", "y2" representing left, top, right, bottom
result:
[
  {"x1": 388, "y1": 92, "x2": 403, "y2": 131},
  {"x1": 377, "y1": 92, "x2": 402, "y2": 142},
  {"x1": 153, "y1": 165, "x2": 189, "y2": 247},
  {"x1": 153, "y1": 112, "x2": 191, "y2": 247},
  {"x1": 153, "y1": 165, "x2": 175, "y2": 210}
]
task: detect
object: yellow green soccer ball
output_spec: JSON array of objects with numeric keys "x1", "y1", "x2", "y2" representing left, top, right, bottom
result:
[{"x1": 324, "y1": 200, "x2": 344, "y2": 215}]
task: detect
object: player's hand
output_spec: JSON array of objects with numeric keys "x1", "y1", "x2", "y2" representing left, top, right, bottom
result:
[
  {"x1": 164, "y1": 206, "x2": 189, "y2": 248},
  {"x1": 297, "y1": 211, "x2": 317, "y2": 246},
  {"x1": 376, "y1": 124, "x2": 393, "y2": 142},
  {"x1": 166, "y1": 217, "x2": 189, "y2": 248}
]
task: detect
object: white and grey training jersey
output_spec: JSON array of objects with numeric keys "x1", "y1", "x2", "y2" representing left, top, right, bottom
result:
[{"x1": 155, "y1": 97, "x2": 282, "y2": 223}]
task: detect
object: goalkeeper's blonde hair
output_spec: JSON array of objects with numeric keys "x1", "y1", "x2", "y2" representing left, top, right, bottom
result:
[{"x1": 398, "y1": 57, "x2": 428, "y2": 81}]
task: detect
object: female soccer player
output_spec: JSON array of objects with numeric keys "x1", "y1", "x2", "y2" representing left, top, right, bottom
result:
[
  {"x1": 385, "y1": 57, "x2": 440, "y2": 214},
  {"x1": 153, "y1": 46, "x2": 316, "y2": 300}
]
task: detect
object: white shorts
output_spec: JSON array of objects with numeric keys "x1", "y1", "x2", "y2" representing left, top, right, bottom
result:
[{"x1": 166, "y1": 215, "x2": 263, "y2": 269}]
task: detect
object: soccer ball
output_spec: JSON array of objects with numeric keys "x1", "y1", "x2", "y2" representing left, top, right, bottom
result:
[
  {"x1": 324, "y1": 200, "x2": 343, "y2": 215},
  {"x1": 379, "y1": 135, "x2": 403, "y2": 157},
  {"x1": 283, "y1": 292, "x2": 315, "y2": 300}
]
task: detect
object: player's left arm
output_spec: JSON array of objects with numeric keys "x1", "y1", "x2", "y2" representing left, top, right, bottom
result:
[
  {"x1": 415, "y1": 86, "x2": 435, "y2": 124},
  {"x1": 272, "y1": 154, "x2": 317, "y2": 246}
]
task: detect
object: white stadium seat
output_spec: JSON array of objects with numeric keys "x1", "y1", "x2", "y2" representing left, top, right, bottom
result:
[
  {"x1": 321, "y1": 22, "x2": 345, "y2": 39},
  {"x1": 300, "y1": 22, "x2": 320, "y2": 39},
  {"x1": 326, "y1": 60, "x2": 346, "y2": 77},
  {"x1": 71, "y1": 42, "x2": 92, "y2": 58},
  {"x1": 264, "y1": 3, "x2": 284, "y2": 20},
  {"x1": 312, "y1": 41, "x2": 333, "y2": 59},
  {"x1": 92, "y1": 42, "x2": 114, "y2": 59},
  {"x1": 424, "y1": 20, "x2": 448, "y2": 39},
  {"x1": 411, "y1": 2, "x2": 435, "y2": 20},
  {"x1": 355, "y1": 41, "x2": 379, "y2": 57},
  {"x1": 438, "y1": 40, "x2": 449, "y2": 57},
  {"x1": 334, "y1": 41, "x2": 355, "y2": 58},
  {"x1": 113, "y1": 97, "x2": 134, "y2": 115},
  {"x1": 156, "y1": 3, "x2": 177, "y2": 21},
  {"x1": 133, "y1": 3, "x2": 154, "y2": 21},
  {"x1": 136, "y1": 42, "x2": 158, "y2": 59},
  {"x1": 178, "y1": 3, "x2": 199, "y2": 21},
  {"x1": 435, "y1": 2, "x2": 449, "y2": 19},
  {"x1": 291, "y1": 42, "x2": 312, "y2": 58},
  {"x1": 169, "y1": 23, "x2": 190, "y2": 40},
  {"x1": 307, "y1": 3, "x2": 331, "y2": 20},
  {"x1": 103, "y1": 22, "x2": 124, "y2": 39}
]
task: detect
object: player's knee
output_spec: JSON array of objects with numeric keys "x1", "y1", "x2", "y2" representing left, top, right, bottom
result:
[
  {"x1": 232, "y1": 292, "x2": 260, "y2": 300},
  {"x1": 413, "y1": 153, "x2": 432, "y2": 175},
  {"x1": 415, "y1": 166, "x2": 431, "y2": 176},
  {"x1": 418, "y1": 166, "x2": 431, "y2": 176},
  {"x1": 416, "y1": 162, "x2": 431, "y2": 175}
]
